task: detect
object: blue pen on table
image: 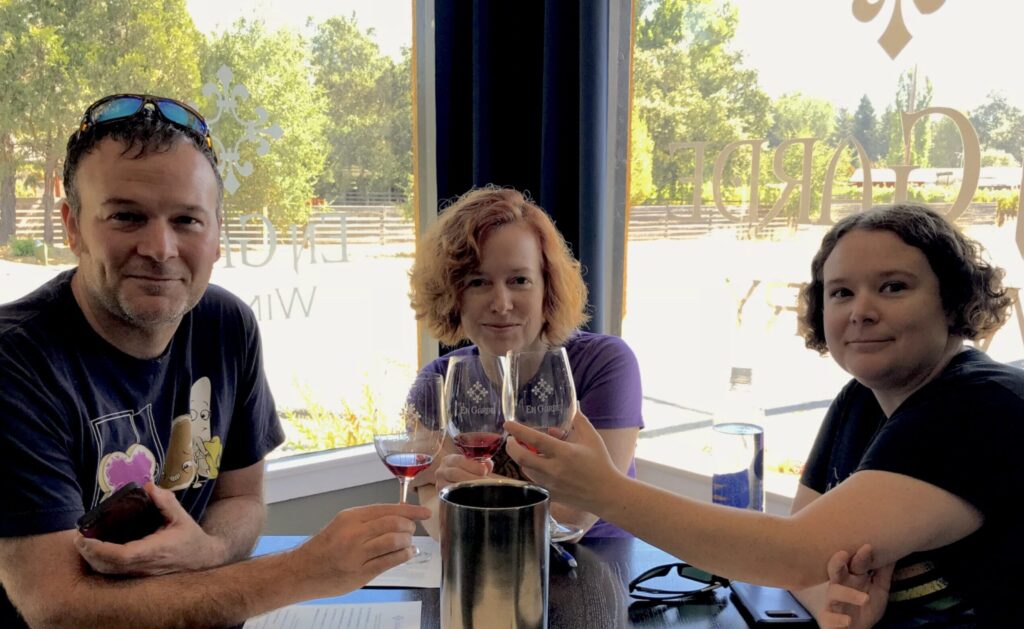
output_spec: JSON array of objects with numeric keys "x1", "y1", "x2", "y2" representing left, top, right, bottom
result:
[{"x1": 551, "y1": 541, "x2": 577, "y2": 568}]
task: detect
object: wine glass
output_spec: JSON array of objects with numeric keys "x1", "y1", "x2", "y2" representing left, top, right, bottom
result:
[
  {"x1": 444, "y1": 353, "x2": 507, "y2": 462},
  {"x1": 503, "y1": 346, "x2": 581, "y2": 542},
  {"x1": 373, "y1": 371, "x2": 445, "y2": 563}
]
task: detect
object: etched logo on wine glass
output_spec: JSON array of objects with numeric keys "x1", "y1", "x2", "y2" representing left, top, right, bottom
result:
[
  {"x1": 531, "y1": 378, "x2": 554, "y2": 402},
  {"x1": 467, "y1": 381, "x2": 488, "y2": 404}
]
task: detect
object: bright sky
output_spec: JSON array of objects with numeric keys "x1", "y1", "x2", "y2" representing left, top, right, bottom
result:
[
  {"x1": 186, "y1": 0, "x2": 412, "y2": 59},
  {"x1": 186, "y1": 0, "x2": 1019, "y2": 112},
  {"x1": 731, "y1": 0, "x2": 1023, "y2": 112}
]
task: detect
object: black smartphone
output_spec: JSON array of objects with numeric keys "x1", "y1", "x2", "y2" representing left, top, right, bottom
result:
[
  {"x1": 730, "y1": 581, "x2": 814, "y2": 626},
  {"x1": 77, "y1": 482, "x2": 166, "y2": 544}
]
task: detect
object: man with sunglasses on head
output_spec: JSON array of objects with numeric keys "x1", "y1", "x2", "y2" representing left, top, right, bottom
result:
[{"x1": 0, "y1": 94, "x2": 429, "y2": 628}]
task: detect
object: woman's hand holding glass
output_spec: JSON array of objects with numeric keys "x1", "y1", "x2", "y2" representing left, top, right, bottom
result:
[
  {"x1": 505, "y1": 408, "x2": 623, "y2": 515},
  {"x1": 504, "y1": 347, "x2": 584, "y2": 541}
]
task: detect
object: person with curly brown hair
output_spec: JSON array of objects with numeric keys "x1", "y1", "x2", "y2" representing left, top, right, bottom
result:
[
  {"x1": 506, "y1": 203, "x2": 1022, "y2": 627},
  {"x1": 408, "y1": 186, "x2": 642, "y2": 539}
]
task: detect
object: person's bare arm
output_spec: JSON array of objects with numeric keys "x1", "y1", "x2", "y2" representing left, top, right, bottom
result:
[
  {"x1": 0, "y1": 503, "x2": 430, "y2": 628},
  {"x1": 548, "y1": 427, "x2": 637, "y2": 535},
  {"x1": 74, "y1": 462, "x2": 268, "y2": 575},
  {"x1": 506, "y1": 413, "x2": 982, "y2": 590},
  {"x1": 787, "y1": 485, "x2": 831, "y2": 618},
  {"x1": 199, "y1": 461, "x2": 267, "y2": 563}
]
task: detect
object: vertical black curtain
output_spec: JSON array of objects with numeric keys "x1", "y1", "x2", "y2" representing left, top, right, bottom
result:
[{"x1": 434, "y1": 0, "x2": 613, "y2": 335}]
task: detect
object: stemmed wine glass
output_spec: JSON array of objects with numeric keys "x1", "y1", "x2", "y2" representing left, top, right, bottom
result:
[
  {"x1": 503, "y1": 346, "x2": 581, "y2": 542},
  {"x1": 373, "y1": 371, "x2": 445, "y2": 563},
  {"x1": 444, "y1": 353, "x2": 507, "y2": 463}
]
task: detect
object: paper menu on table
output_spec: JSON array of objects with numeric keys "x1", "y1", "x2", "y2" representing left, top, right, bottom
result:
[
  {"x1": 367, "y1": 536, "x2": 441, "y2": 588},
  {"x1": 246, "y1": 601, "x2": 420, "y2": 629}
]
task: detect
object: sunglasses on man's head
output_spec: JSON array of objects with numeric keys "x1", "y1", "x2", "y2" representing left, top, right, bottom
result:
[
  {"x1": 628, "y1": 562, "x2": 730, "y2": 603},
  {"x1": 77, "y1": 94, "x2": 217, "y2": 162}
]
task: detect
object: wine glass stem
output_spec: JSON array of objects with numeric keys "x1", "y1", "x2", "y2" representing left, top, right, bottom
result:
[{"x1": 398, "y1": 477, "x2": 412, "y2": 504}]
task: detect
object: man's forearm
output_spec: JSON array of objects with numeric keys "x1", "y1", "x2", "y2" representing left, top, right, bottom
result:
[
  {"x1": 200, "y1": 493, "x2": 267, "y2": 564},
  {"x1": 23, "y1": 550, "x2": 313, "y2": 628}
]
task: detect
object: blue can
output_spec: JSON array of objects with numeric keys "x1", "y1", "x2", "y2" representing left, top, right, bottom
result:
[{"x1": 711, "y1": 422, "x2": 765, "y2": 511}]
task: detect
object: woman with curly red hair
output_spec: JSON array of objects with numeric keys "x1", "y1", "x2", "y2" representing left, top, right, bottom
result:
[{"x1": 408, "y1": 186, "x2": 643, "y2": 539}]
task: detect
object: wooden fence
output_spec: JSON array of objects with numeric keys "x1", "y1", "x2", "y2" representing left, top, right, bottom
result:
[{"x1": 5, "y1": 199, "x2": 1001, "y2": 246}]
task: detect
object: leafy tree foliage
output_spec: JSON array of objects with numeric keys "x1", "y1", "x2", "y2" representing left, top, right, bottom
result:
[
  {"x1": 0, "y1": 0, "x2": 202, "y2": 244},
  {"x1": 883, "y1": 69, "x2": 933, "y2": 167},
  {"x1": 969, "y1": 92, "x2": 1024, "y2": 164},
  {"x1": 928, "y1": 115, "x2": 965, "y2": 167},
  {"x1": 852, "y1": 95, "x2": 882, "y2": 161},
  {"x1": 200, "y1": 18, "x2": 329, "y2": 226},
  {"x1": 630, "y1": 106, "x2": 655, "y2": 206},
  {"x1": 633, "y1": 0, "x2": 771, "y2": 203},
  {"x1": 311, "y1": 16, "x2": 410, "y2": 205}
]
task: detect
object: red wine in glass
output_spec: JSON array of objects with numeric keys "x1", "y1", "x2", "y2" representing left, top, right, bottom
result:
[
  {"x1": 453, "y1": 432, "x2": 504, "y2": 460},
  {"x1": 382, "y1": 452, "x2": 435, "y2": 478},
  {"x1": 444, "y1": 353, "x2": 507, "y2": 463}
]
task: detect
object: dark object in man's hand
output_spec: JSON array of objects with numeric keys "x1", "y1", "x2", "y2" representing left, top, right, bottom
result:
[{"x1": 77, "y1": 482, "x2": 166, "y2": 544}]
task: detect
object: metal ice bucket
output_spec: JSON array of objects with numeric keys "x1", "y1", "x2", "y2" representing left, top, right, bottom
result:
[{"x1": 439, "y1": 480, "x2": 550, "y2": 629}]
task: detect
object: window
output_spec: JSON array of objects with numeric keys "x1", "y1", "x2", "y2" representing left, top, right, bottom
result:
[
  {"x1": 0, "y1": 0, "x2": 418, "y2": 462},
  {"x1": 623, "y1": 1, "x2": 1024, "y2": 497}
]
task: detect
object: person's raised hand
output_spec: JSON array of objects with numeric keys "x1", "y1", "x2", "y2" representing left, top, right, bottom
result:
[
  {"x1": 74, "y1": 482, "x2": 228, "y2": 576},
  {"x1": 817, "y1": 545, "x2": 894, "y2": 629},
  {"x1": 505, "y1": 410, "x2": 621, "y2": 511},
  {"x1": 293, "y1": 503, "x2": 431, "y2": 598}
]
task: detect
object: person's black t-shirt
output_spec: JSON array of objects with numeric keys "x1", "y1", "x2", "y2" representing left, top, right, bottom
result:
[{"x1": 802, "y1": 348, "x2": 1023, "y2": 627}]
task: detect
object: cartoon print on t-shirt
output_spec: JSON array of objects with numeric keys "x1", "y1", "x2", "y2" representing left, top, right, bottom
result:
[
  {"x1": 189, "y1": 377, "x2": 222, "y2": 486},
  {"x1": 97, "y1": 443, "x2": 158, "y2": 499},
  {"x1": 88, "y1": 405, "x2": 164, "y2": 507},
  {"x1": 160, "y1": 414, "x2": 196, "y2": 491}
]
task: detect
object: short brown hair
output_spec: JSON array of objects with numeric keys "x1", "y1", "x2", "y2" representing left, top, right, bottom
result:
[
  {"x1": 409, "y1": 186, "x2": 589, "y2": 346},
  {"x1": 63, "y1": 106, "x2": 223, "y2": 219},
  {"x1": 800, "y1": 202, "x2": 1011, "y2": 353}
]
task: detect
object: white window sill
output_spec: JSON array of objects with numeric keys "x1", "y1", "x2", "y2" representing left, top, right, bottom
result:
[
  {"x1": 264, "y1": 440, "x2": 798, "y2": 513},
  {"x1": 264, "y1": 444, "x2": 391, "y2": 503}
]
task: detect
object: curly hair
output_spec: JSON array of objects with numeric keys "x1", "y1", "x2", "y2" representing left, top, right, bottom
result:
[
  {"x1": 800, "y1": 202, "x2": 1011, "y2": 354},
  {"x1": 409, "y1": 186, "x2": 589, "y2": 347}
]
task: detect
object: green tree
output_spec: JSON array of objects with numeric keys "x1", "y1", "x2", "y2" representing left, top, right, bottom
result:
[
  {"x1": 629, "y1": 105, "x2": 655, "y2": 206},
  {"x1": 928, "y1": 115, "x2": 964, "y2": 167},
  {"x1": 768, "y1": 92, "x2": 834, "y2": 147},
  {"x1": 761, "y1": 93, "x2": 844, "y2": 217},
  {"x1": 311, "y1": 15, "x2": 410, "y2": 204},
  {"x1": 970, "y1": 92, "x2": 1024, "y2": 163},
  {"x1": 883, "y1": 69, "x2": 933, "y2": 167},
  {"x1": 0, "y1": 9, "x2": 26, "y2": 244},
  {"x1": 980, "y1": 148, "x2": 1019, "y2": 167},
  {"x1": 633, "y1": 0, "x2": 771, "y2": 204},
  {"x1": 0, "y1": 0, "x2": 202, "y2": 244},
  {"x1": 201, "y1": 19, "x2": 329, "y2": 226},
  {"x1": 851, "y1": 95, "x2": 882, "y2": 161}
]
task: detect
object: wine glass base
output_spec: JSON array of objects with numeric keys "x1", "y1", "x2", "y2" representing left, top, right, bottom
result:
[
  {"x1": 405, "y1": 544, "x2": 432, "y2": 564},
  {"x1": 549, "y1": 519, "x2": 584, "y2": 543}
]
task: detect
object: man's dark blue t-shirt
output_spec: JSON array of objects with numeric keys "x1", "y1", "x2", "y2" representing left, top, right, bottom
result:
[{"x1": 0, "y1": 270, "x2": 284, "y2": 624}]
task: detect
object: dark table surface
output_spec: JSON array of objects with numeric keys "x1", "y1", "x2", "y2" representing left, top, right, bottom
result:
[{"x1": 253, "y1": 535, "x2": 813, "y2": 628}]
